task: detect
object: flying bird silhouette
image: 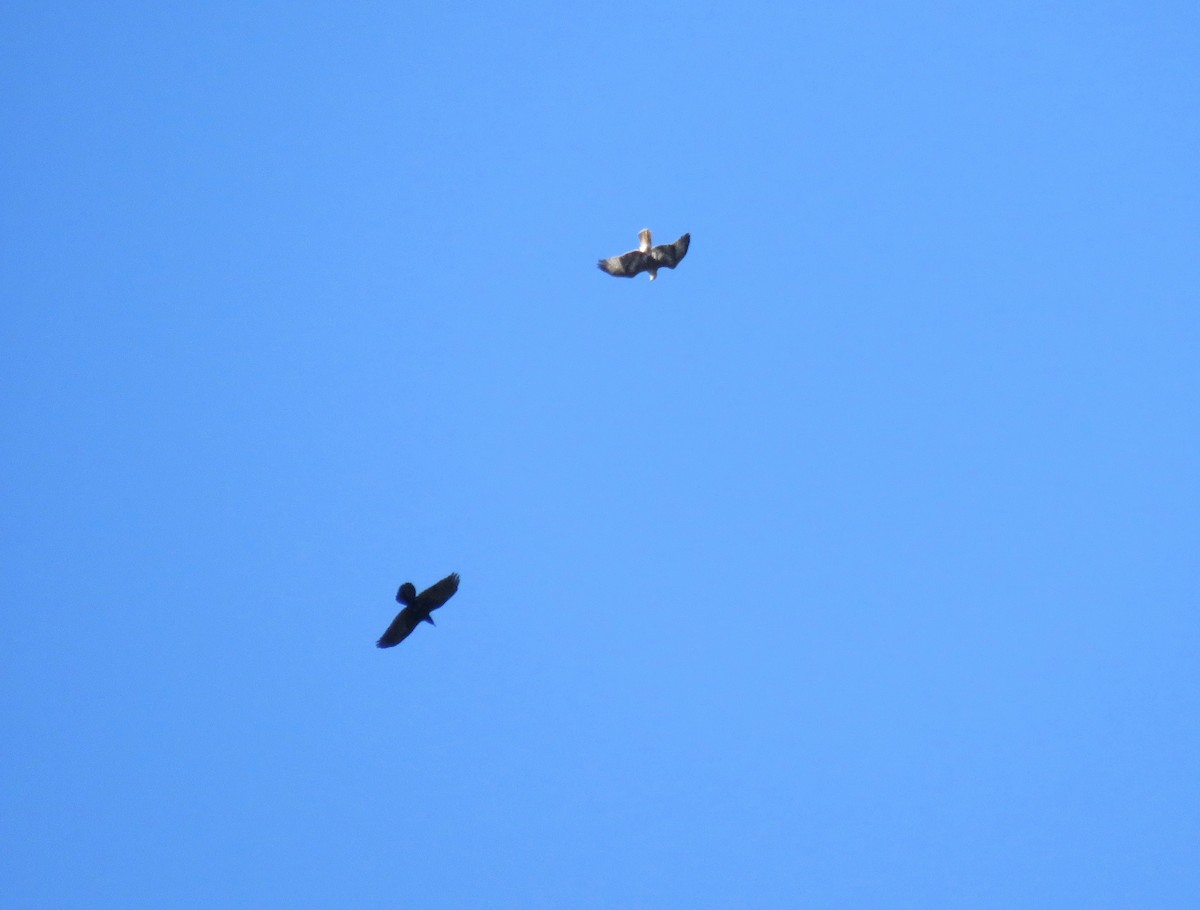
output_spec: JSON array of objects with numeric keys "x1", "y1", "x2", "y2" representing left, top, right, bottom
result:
[
  {"x1": 376, "y1": 572, "x2": 460, "y2": 648},
  {"x1": 598, "y1": 229, "x2": 690, "y2": 280}
]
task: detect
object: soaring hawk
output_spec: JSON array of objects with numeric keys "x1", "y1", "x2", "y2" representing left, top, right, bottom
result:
[
  {"x1": 376, "y1": 572, "x2": 460, "y2": 648},
  {"x1": 598, "y1": 229, "x2": 691, "y2": 280}
]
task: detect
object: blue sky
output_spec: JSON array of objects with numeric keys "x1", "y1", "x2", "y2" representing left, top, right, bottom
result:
[{"x1": 2, "y1": 2, "x2": 1198, "y2": 906}]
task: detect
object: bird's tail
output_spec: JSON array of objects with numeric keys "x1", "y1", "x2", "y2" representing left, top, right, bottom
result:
[{"x1": 639, "y1": 228, "x2": 652, "y2": 252}]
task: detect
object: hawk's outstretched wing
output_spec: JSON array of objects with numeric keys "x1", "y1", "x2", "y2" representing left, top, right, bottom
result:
[
  {"x1": 598, "y1": 249, "x2": 652, "y2": 278},
  {"x1": 377, "y1": 603, "x2": 423, "y2": 648},
  {"x1": 418, "y1": 572, "x2": 460, "y2": 613},
  {"x1": 650, "y1": 233, "x2": 690, "y2": 269}
]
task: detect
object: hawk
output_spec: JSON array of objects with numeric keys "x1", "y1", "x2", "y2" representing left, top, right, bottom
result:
[
  {"x1": 376, "y1": 572, "x2": 460, "y2": 648},
  {"x1": 598, "y1": 229, "x2": 691, "y2": 280}
]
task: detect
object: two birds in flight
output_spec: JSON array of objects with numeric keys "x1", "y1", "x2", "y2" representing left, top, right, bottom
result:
[{"x1": 378, "y1": 228, "x2": 691, "y2": 650}]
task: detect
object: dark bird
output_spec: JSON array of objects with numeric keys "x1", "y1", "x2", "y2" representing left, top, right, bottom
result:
[
  {"x1": 598, "y1": 228, "x2": 690, "y2": 280},
  {"x1": 376, "y1": 572, "x2": 460, "y2": 648}
]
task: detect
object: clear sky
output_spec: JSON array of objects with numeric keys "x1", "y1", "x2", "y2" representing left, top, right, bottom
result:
[{"x1": 3, "y1": 2, "x2": 1198, "y2": 907}]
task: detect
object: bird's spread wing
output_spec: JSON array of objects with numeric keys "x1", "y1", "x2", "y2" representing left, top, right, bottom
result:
[
  {"x1": 650, "y1": 233, "x2": 690, "y2": 269},
  {"x1": 418, "y1": 572, "x2": 460, "y2": 612},
  {"x1": 376, "y1": 604, "x2": 421, "y2": 648},
  {"x1": 598, "y1": 249, "x2": 651, "y2": 278}
]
